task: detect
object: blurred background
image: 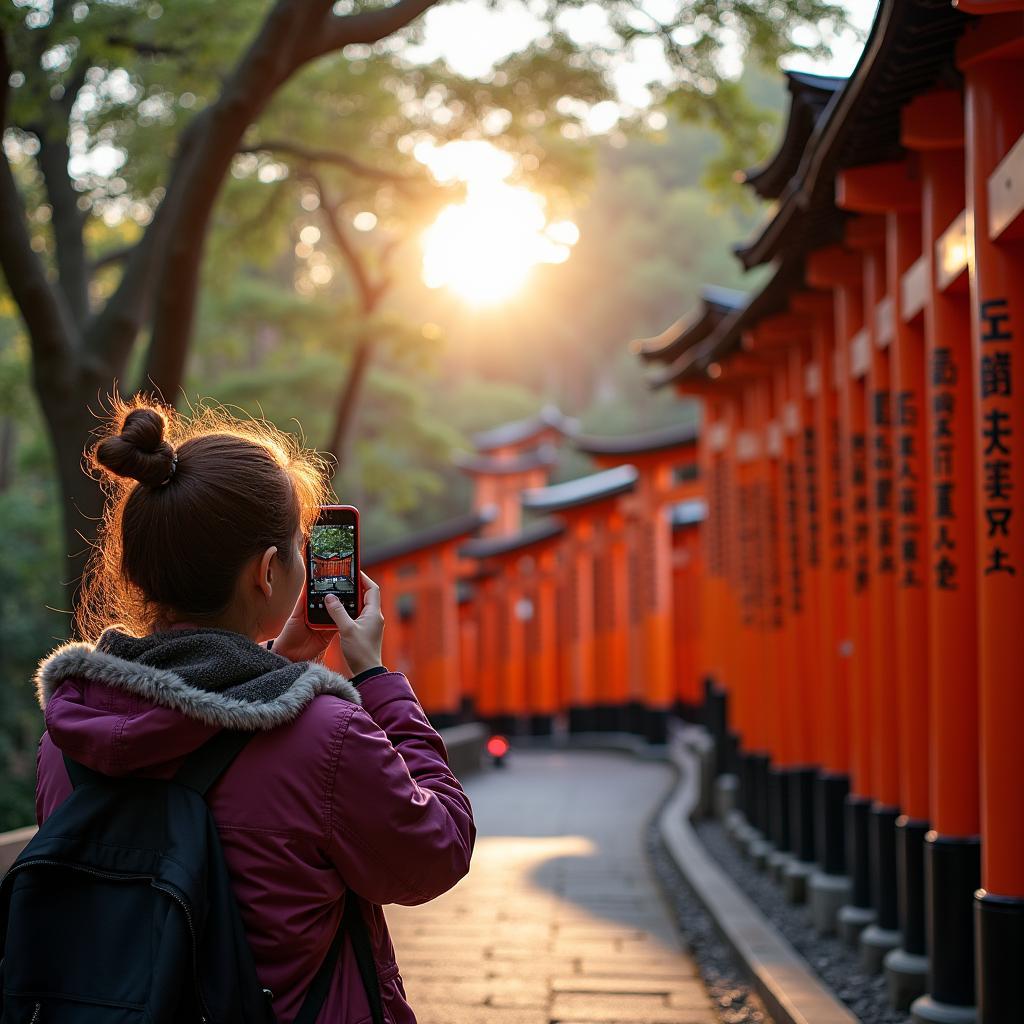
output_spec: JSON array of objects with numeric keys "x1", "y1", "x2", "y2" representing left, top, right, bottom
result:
[{"x1": 0, "y1": 0, "x2": 874, "y2": 828}]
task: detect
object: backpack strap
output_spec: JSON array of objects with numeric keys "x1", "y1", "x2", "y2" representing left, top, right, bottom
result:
[
  {"x1": 64, "y1": 731, "x2": 384, "y2": 1024},
  {"x1": 173, "y1": 729, "x2": 256, "y2": 796},
  {"x1": 175, "y1": 733, "x2": 385, "y2": 1024},
  {"x1": 293, "y1": 891, "x2": 384, "y2": 1024}
]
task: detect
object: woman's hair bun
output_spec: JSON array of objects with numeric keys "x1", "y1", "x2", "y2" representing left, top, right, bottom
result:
[{"x1": 94, "y1": 407, "x2": 177, "y2": 488}]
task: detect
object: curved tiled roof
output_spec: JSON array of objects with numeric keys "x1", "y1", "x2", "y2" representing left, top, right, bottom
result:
[
  {"x1": 521, "y1": 464, "x2": 639, "y2": 513},
  {"x1": 651, "y1": 256, "x2": 806, "y2": 388},
  {"x1": 470, "y1": 404, "x2": 579, "y2": 452},
  {"x1": 632, "y1": 286, "x2": 746, "y2": 364},
  {"x1": 363, "y1": 507, "x2": 496, "y2": 566},
  {"x1": 573, "y1": 420, "x2": 699, "y2": 455},
  {"x1": 739, "y1": 70, "x2": 846, "y2": 201},
  {"x1": 453, "y1": 442, "x2": 560, "y2": 476},
  {"x1": 735, "y1": 0, "x2": 968, "y2": 271},
  {"x1": 458, "y1": 517, "x2": 565, "y2": 559},
  {"x1": 670, "y1": 499, "x2": 708, "y2": 528}
]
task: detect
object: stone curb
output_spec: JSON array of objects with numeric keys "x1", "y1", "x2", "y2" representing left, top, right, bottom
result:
[{"x1": 660, "y1": 724, "x2": 859, "y2": 1024}]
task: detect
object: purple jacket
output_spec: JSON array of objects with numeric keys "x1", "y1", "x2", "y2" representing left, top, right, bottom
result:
[{"x1": 34, "y1": 634, "x2": 476, "y2": 1024}]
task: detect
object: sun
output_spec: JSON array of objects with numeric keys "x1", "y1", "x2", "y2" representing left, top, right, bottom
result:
[{"x1": 416, "y1": 141, "x2": 579, "y2": 307}]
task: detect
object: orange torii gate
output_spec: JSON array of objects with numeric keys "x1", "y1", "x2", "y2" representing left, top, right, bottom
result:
[
  {"x1": 360, "y1": 510, "x2": 494, "y2": 728},
  {"x1": 633, "y1": 289, "x2": 744, "y2": 747},
  {"x1": 570, "y1": 422, "x2": 705, "y2": 719},
  {"x1": 520, "y1": 465, "x2": 646, "y2": 735},
  {"x1": 630, "y1": 0, "x2": 1024, "y2": 1018},
  {"x1": 454, "y1": 404, "x2": 575, "y2": 538},
  {"x1": 355, "y1": 399, "x2": 709, "y2": 745},
  {"x1": 459, "y1": 518, "x2": 566, "y2": 737}
]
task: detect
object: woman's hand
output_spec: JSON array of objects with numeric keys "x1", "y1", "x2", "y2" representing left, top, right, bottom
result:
[
  {"x1": 268, "y1": 588, "x2": 335, "y2": 664},
  {"x1": 325, "y1": 571, "x2": 385, "y2": 676}
]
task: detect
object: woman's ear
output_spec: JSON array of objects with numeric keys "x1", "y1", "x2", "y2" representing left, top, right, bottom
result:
[{"x1": 257, "y1": 545, "x2": 278, "y2": 600}]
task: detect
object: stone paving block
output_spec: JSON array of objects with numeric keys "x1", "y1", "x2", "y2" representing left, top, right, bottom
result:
[
  {"x1": 412, "y1": 1006, "x2": 548, "y2": 1024},
  {"x1": 487, "y1": 988, "x2": 552, "y2": 1008},
  {"x1": 575, "y1": 956, "x2": 699, "y2": 979},
  {"x1": 550, "y1": 992, "x2": 714, "y2": 1022},
  {"x1": 398, "y1": 980, "x2": 491, "y2": 1006},
  {"x1": 486, "y1": 944, "x2": 564, "y2": 959},
  {"x1": 617, "y1": 938, "x2": 686, "y2": 957},
  {"x1": 554, "y1": 926, "x2": 654, "y2": 941},
  {"x1": 551, "y1": 939, "x2": 623, "y2": 956},
  {"x1": 483, "y1": 963, "x2": 577, "y2": 983},
  {"x1": 666, "y1": 987, "x2": 720, "y2": 1009},
  {"x1": 551, "y1": 976, "x2": 696, "y2": 995},
  {"x1": 384, "y1": 751, "x2": 715, "y2": 1024}
]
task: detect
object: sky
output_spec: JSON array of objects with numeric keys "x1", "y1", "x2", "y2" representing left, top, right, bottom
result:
[{"x1": 407, "y1": 0, "x2": 882, "y2": 108}]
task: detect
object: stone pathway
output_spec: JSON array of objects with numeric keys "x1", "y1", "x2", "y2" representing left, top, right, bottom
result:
[{"x1": 386, "y1": 749, "x2": 716, "y2": 1024}]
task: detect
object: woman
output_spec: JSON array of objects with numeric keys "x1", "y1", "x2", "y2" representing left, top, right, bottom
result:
[{"x1": 33, "y1": 398, "x2": 476, "y2": 1023}]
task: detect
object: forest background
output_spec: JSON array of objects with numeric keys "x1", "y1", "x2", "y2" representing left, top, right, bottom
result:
[{"x1": 0, "y1": 0, "x2": 871, "y2": 829}]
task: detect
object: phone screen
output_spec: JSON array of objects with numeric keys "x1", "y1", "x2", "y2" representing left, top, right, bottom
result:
[{"x1": 306, "y1": 506, "x2": 359, "y2": 625}]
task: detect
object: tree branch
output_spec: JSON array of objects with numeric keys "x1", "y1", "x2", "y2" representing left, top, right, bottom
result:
[
  {"x1": 0, "y1": 30, "x2": 77, "y2": 383},
  {"x1": 105, "y1": 35, "x2": 187, "y2": 58},
  {"x1": 323, "y1": 331, "x2": 373, "y2": 472},
  {"x1": 303, "y1": 167, "x2": 382, "y2": 314},
  {"x1": 239, "y1": 139, "x2": 420, "y2": 184},
  {"x1": 86, "y1": 118, "x2": 201, "y2": 383},
  {"x1": 34, "y1": 130, "x2": 90, "y2": 324},
  {"x1": 90, "y1": 242, "x2": 136, "y2": 272},
  {"x1": 300, "y1": 0, "x2": 440, "y2": 63},
  {"x1": 136, "y1": 0, "x2": 335, "y2": 400}
]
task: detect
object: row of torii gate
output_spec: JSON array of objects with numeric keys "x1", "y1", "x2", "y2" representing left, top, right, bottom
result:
[
  {"x1": 354, "y1": 406, "x2": 705, "y2": 744},
  {"x1": 327, "y1": 0, "x2": 1024, "y2": 1020}
]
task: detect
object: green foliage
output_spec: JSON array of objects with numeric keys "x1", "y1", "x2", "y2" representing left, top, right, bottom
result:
[
  {"x1": 0, "y1": 0, "x2": 851, "y2": 831},
  {"x1": 0, "y1": 333, "x2": 65, "y2": 828},
  {"x1": 311, "y1": 525, "x2": 354, "y2": 558},
  {"x1": 0, "y1": 476, "x2": 65, "y2": 830}
]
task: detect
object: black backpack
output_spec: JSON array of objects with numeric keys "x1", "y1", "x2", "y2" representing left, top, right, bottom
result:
[{"x1": 0, "y1": 729, "x2": 385, "y2": 1024}]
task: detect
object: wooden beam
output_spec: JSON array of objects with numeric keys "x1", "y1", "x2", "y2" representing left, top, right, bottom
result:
[
  {"x1": 836, "y1": 161, "x2": 921, "y2": 214},
  {"x1": 789, "y1": 290, "x2": 835, "y2": 318},
  {"x1": 901, "y1": 91, "x2": 964, "y2": 151},
  {"x1": 988, "y1": 126, "x2": 1024, "y2": 240},
  {"x1": 806, "y1": 246, "x2": 862, "y2": 289},
  {"x1": 849, "y1": 327, "x2": 870, "y2": 380},
  {"x1": 844, "y1": 214, "x2": 887, "y2": 250},
  {"x1": 934, "y1": 209, "x2": 969, "y2": 292},
  {"x1": 900, "y1": 254, "x2": 928, "y2": 322}
]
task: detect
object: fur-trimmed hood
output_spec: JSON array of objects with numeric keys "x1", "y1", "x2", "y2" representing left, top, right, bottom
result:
[{"x1": 36, "y1": 626, "x2": 363, "y2": 775}]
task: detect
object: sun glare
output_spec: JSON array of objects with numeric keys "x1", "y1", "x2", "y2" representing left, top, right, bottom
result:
[{"x1": 416, "y1": 140, "x2": 578, "y2": 307}]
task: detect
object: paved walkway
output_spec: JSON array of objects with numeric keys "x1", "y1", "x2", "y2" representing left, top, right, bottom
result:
[{"x1": 387, "y1": 749, "x2": 717, "y2": 1024}]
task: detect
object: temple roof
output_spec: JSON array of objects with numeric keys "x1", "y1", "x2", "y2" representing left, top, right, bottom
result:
[
  {"x1": 632, "y1": 286, "x2": 746, "y2": 364},
  {"x1": 459, "y1": 517, "x2": 565, "y2": 559},
  {"x1": 363, "y1": 507, "x2": 496, "y2": 566},
  {"x1": 521, "y1": 464, "x2": 639, "y2": 513},
  {"x1": 651, "y1": 256, "x2": 806, "y2": 388},
  {"x1": 453, "y1": 442, "x2": 559, "y2": 476},
  {"x1": 670, "y1": 499, "x2": 708, "y2": 528},
  {"x1": 572, "y1": 419, "x2": 699, "y2": 456},
  {"x1": 470, "y1": 404, "x2": 579, "y2": 452},
  {"x1": 734, "y1": 0, "x2": 968, "y2": 271},
  {"x1": 739, "y1": 70, "x2": 846, "y2": 201},
  {"x1": 794, "y1": 0, "x2": 967, "y2": 211}
]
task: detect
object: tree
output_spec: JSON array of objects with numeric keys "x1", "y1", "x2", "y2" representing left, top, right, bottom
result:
[{"x1": 0, "y1": 0, "x2": 848, "y2": 604}]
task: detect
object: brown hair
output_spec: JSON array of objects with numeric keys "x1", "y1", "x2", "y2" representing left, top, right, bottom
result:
[{"x1": 76, "y1": 394, "x2": 332, "y2": 641}]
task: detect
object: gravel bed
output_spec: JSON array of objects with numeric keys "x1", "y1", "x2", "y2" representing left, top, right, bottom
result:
[
  {"x1": 693, "y1": 817, "x2": 911, "y2": 1024},
  {"x1": 644, "y1": 791, "x2": 775, "y2": 1024}
]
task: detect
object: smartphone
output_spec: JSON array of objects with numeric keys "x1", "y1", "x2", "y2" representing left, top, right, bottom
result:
[{"x1": 304, "y1": 504, "x2": 361, "y2": 630}]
